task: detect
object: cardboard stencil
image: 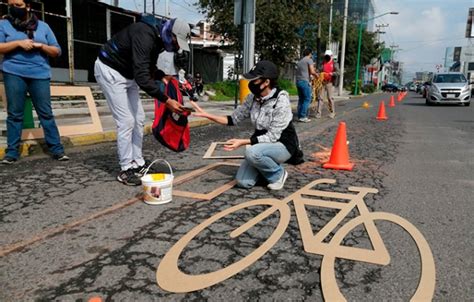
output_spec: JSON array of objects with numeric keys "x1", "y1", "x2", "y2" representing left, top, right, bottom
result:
[
  {"x1": 0, "y1": 85, "x2": 103, "y2": 139},
  {"x1": 157, "y1": 178, "x2": 436, "y2": 301}
]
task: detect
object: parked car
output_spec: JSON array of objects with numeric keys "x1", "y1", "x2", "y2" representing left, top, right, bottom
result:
[
  {"x1": 382, "y1": 83, "x2": 399, "y2": 92},
  {"x1": 425, "y1": 72, "x2": 471, "y2": 106}
]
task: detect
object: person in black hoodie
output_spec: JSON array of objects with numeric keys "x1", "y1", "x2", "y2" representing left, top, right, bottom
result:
[{"x1": 94, "y1": 15, "x2": 190, "y2": 186}]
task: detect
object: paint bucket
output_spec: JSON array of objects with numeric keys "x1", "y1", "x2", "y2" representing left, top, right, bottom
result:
[{"x1": 141, "y1": 159, "x2": 174, "y2": 205}]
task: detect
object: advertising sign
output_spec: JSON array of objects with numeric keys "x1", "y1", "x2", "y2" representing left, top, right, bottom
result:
[{"x1": 466, "y1": 8, "x2": 474, "y2": 38}]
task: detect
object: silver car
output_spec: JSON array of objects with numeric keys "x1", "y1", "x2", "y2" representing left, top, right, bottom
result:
[{"x1": 425, "y1": 72, "x2": 471, "y2": 106}]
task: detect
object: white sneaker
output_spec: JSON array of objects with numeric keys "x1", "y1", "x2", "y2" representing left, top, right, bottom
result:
[
  {"x1": 316, "y1": 113, "x2": 322, "y2": 119},
  {"x1": 329, "y1": 112, "x2": 336, "y2": 119},
  {"x1": 298, "y1": 117, "x2": 311, "y2": 123},
  {"x1": 267, "y1": 170, "x2": 288, "y2": 191}
]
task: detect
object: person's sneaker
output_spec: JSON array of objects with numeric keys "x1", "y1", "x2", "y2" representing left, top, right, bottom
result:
[
  {"x1": 298, "y1": 117, "x2": 311, "y2": 123},
  {"x1": 117, "y1": 169, "x2": 142, "y2": 186},
  {"x1": 133, "y1": 160, "x2": 152, "y2": 177},
  {"x1": 1, "y1": 157, "x2": 17, "y2": 165},
  {"x1": 53, "y1": 153, "x2": 70, "y2": 161},
  {"x1": 329, "y1": 112, "x2": 336, "y2": 119},
  {"x1": 267, "y1": 170, "x2": 288, "y2": 191},
  {"x1": 316, "y1": 113, "x2": 322, "y2": 119}
]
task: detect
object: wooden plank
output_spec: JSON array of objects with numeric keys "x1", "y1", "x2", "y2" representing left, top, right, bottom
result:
[
  {"x1": 172, "y1": 162, "x2": 239, "y2": 200},
  {"x1": 203, "y1": 142, "x2": 247, "y2": 159},
  {"x1": 0, "y1": 85, "x2": 103, "y2": 139}
]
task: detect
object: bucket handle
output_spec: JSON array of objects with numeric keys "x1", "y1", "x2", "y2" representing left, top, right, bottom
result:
[{"x1": 143, "y1": 159, "x2": 173, "y2": 177}]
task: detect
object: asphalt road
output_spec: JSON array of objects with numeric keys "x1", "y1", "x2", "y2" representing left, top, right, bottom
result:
[{"x1": 0, "y1": 92, "x2": 472, "y2": 301}]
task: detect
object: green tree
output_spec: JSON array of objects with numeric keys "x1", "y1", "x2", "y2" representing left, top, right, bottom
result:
[
  {"x1": 196, "y1": 0, "x2": 319, "y2": 68},
  {"x1": 196, "y1": 0, "x2": 382, "y2": 85}
]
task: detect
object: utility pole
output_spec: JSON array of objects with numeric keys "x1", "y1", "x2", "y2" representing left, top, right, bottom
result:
[
  {"x1": 375, "y1": 24, "x2": 388, "y2": 43},
  {"x1": 327, "y1": 0, "x2": 333, "y2": 48},
  {"x1": 242, "y1": 0, "x2": 255, "y2": 73},
  {"x1": 165, "y1": 0, "x2": 170, "y2": 17},
  {"x1": 113, "y1": 0, "x2": 119, "y2": 6},
  {"x1": 354, "y1": 12, "x2": 398, "y2": 95},
  {"x1": 234, "y1": 0, "x2": 256, "y2": 106},
  {"x1": 389, "y1": 44, "x2": 399, "y2": 83},
  {"x1": 143, "y1": 0, "x2": 146, "y2": 13},
  {"x1": 66, "y1": 0, "x2": 74, "y2": 83},
  {"x1": 338, "y1": 0, "x2": 348, "y2": 96}
]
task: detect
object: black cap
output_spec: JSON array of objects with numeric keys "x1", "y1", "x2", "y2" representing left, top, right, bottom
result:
[{"x1": 243, "y1": 60, "x2": 278, "y2": 80}]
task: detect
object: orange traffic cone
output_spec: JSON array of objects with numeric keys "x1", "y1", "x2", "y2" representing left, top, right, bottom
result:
[
  {"x1": 376, "y1": 101, "x2": 388, "y2": 120},
  {"x1": 397, "y1": 93, "x2": 402, "y2": 102},
  {"x1": 389, "y1": 95, "x2": 396, "y2": 107},
  {"x1": 323, "y1": 122, "x2": 354, "y2": 171}
]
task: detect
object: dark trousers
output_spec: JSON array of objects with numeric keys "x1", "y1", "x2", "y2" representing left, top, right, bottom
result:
[{"x1": 4, "y1": 72, "x2": 64, "y2": 159}]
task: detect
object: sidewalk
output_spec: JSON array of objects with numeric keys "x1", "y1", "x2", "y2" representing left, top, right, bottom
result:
[{"x1": 0, "y1": 90, "x2": 352, "y2": 159}]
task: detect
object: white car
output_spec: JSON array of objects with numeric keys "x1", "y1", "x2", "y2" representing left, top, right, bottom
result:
[{"x1": 425, "y1": 72, "x2": 471, "y2": 106}]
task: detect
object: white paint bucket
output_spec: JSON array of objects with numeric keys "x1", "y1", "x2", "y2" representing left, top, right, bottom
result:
[{"x1": 141, "y1": 159, "x2": 174, "y2": 205}]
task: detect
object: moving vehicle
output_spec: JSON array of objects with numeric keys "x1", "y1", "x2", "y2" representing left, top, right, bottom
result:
[{"x1": 425, "y1": 72, "x2": 471, "y2": 106}]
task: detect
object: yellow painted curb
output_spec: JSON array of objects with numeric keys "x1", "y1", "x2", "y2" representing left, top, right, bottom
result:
[
  {"x1": 0, "y1": 117, "x2": 217, "y2": 159},
  {"x1": 68, "y1": 132, "x2": 117, "y2": 146},
  {"x1": 0, "y1": 142, "x2": 32, "y2": 159}
]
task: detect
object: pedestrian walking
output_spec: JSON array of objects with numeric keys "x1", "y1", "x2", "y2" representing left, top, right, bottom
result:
[
  {"x1": 0, "y1": 0, "x2": 69, "y2": 164},
  {"x1": 191, "y1": 60, "x2": 303, "y2": 191},
  {"x1": 317, "y1": 50, "x2": 339, "y2": 119},
  {"x1": 94, "y1": 15, "x2": 190, "y2": 185},
  {"x1": 296, "y1": 48, "x2": 318, "y2": 123},
  {"x1": 193, "y1": 71, "x2": 204, "y2": 96}
]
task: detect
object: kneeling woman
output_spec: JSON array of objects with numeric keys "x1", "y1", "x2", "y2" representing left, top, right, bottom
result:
[{"x1": 191, "y1": 60, "x2": 302, "y2": 190}]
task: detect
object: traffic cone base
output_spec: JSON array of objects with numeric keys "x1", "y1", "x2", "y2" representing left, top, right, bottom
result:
[
  {"x1": 323, "y1": 122, "x2": 354, "y2": 171},
  {"x1": 323, "y1": 162, "x2": 355, "y2": 171},
  {"x1": 376, "y1": 116, "x2": 388, "y2": 120}
]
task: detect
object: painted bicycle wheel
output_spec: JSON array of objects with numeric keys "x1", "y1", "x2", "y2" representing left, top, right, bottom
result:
[
  {"x1": 157, "y1": 198, "x2": 291, "y2": 293},
  {"x1": 320, "y1": 212, "x2": 436, "y2": 301}
]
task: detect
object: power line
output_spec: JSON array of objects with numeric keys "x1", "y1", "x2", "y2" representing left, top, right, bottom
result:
[
  {"x1": 397, "y1": 37, "x2": 466, "y2": 43},
  {"x1": 169, "y1": 0, "x2": 199, "y2": 14}
]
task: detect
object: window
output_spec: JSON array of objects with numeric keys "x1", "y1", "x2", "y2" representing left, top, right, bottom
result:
[{"x1": 433, "y1": 74, "x2": 466, "y2": 83}]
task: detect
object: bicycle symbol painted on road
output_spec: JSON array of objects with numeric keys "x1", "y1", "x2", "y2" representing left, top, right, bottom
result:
[{"x1": 156, "y1": 179, "x2": 436, "y2": 301}]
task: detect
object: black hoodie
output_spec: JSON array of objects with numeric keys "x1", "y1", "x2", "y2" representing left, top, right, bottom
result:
[{"x1": 98, "y1": 16, "x2": 168, "y2": 102}]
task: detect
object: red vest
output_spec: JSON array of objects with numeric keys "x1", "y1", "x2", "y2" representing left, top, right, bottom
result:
[{"x1": 322, "y1": 59, "x2": 334, "y2": 81}]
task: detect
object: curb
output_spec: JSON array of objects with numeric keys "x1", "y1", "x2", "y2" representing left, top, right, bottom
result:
[
  {"x1": 0, "y1": 92, "x2": 377, "y2": 159},
  {"x1": 0, "y1": 118, "x2": 214, "y2": 159}
]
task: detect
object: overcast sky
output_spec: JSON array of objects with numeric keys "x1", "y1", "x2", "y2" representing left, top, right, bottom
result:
[
  {"x1": 109, "y1": 0, "x2": 473, "y2": 82},
  {"x1": 372, "y1": 0, "x2": 472, "y2": 82}
]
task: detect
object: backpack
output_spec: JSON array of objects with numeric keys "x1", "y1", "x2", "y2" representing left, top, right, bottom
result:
[
  {"x1": 152, "y1": 77, "x2": 190, "y2": 152},
  {"x1": 250, "y1": 90, "x2": 305, "y2": 165}
]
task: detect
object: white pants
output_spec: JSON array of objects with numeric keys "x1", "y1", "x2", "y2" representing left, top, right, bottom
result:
[{"x1": 94, "y1": 59, "x2": 145, "y2": 171}]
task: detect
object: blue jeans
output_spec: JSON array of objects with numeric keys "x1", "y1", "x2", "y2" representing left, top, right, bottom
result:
[
  {"x1": 236, "y1": 142, "x2": 291, "y2": 189},
  {"x1": 3, "y1": 72, "x2": 64, "y2": 159},
  {"x1": 296, "y1": 80, "x2": 312, "y2": 119}
]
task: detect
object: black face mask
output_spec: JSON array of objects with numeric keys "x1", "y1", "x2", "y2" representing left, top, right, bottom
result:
[
  {"x1": 9, "y1": 6, "x2": 27, "y2": 20},
  {"x1": 248, "y1": 79, "x2": 267, "y2": 97}
]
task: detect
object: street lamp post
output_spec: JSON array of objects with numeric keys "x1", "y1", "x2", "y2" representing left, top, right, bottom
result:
[{"x1": 353, "y1": 12, "x2": 398, "y2": 96}]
